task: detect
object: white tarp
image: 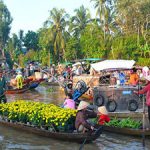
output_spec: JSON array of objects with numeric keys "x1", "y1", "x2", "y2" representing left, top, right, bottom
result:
[
  {"x1": 72, "y1": 62, "x2": 85, "y2": 67},
  {"x1": 91, "y1": 60, "x2": 135, "y2": 71}
]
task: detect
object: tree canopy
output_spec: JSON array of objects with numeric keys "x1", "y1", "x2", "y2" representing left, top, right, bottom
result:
[{"x1": 1, "y1": 0, "x2": 150, "y2": 67}]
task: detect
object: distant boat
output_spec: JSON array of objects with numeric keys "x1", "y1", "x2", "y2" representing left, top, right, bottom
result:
[{"x1": 5, "y1": 86, "x2": 29, "y2": 94}]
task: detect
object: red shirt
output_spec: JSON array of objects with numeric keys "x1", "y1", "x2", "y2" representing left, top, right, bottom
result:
[{"x1": 98, "y1": 114, "x2": 110, "y2": 125}]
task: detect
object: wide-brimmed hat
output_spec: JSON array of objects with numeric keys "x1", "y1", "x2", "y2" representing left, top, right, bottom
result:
[
  {"x1": 98, "y1": 106, "x2": 108, "y2": 115},
  {"x1": 77, "y1": 101, "x2": 90, "y2": 111},
  {"x1": 144, "y1": 75, "x2": 150, "y2": 81},
  {"x1": 67, "y1": 81, "x2": 72, "y2": 85}
]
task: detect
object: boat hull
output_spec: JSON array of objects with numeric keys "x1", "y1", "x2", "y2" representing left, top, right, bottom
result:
[
  {"x1": 0, "y1": 120, "x2": 103, "y2": 143},
  {"x1": 103, "y1": 125, "x2": 150, "y2": 137},
  {"x1": 29, "y1": 81, "x2": 40, "y2": 89},
  {"x1": 5, "y1": 87, "x2": 29, "y2": 94}
]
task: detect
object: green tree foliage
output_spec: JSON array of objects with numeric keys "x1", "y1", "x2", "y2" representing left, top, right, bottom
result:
[
  {"x1": 3, "y1": 1, "x2": 150, "y2": 67},
  {"x1": 44, "y1": 8, "x2": 69, "y2": 62},
  {"x1": 0, "y1": 0, "x2": 12, "y2": 52},
  {"x1": 23, "y1": 30, "x2": 39, "y2": 51},
  {"x1": 91, "y1": 0, "x2": 113, "y2": 40},
  {"x1": 65, "y1": 37, "x2": 81, "y2": 61},
  {"x1": 69, "y1": 5, "x2": 91, "y2": 38}
]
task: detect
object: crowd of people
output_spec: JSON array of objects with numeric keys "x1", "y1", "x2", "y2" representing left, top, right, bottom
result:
[{"x1": 0, "y1": 61, "x2": 150, "y2": 132}]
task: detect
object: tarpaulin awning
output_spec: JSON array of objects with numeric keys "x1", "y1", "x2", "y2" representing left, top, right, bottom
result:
[{"x1": 91, "y1": 60, "x2": 135, "y2": 71}]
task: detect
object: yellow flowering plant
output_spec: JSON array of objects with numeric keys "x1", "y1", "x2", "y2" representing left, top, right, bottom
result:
[{"x1": 0, "y1": 101, "x2": 77, "y2": 132}]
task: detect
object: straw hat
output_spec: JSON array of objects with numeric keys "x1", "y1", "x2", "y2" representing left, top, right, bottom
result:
[
  {"x1": 77, "y1": 101, "x2": 90, "y2": 111},
  {"x1": 98, "y1": 106, "x2": 108, "y2": 115}
]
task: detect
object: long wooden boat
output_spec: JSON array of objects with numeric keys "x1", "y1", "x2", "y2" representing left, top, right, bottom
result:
[
  {"x1": 29, "y1": 80, "x2": 40, "y2": 89},
  {"x1": 103, "y1": 125, "x2": 150, "y2": 137},
  {"x1": 0, "y1": 120, "x2": 103, "y2": 143},
  {"x1": 28, "y1": 79, "x2": 45, "y2": 89},
  {"x1": 5, "y1": 87, "x2": 29, "y2": 94}
]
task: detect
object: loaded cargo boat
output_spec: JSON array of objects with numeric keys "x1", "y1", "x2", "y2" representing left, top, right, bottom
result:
[
  {"x1": 0, "y1": 101, "x2": 102, "y2": 143},
  {"x1": 102, "y1": 112, "x2": 150, "y2": 137}
]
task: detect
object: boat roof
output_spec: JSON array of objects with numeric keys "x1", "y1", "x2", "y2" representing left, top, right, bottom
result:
[{"x1": 91, "y1": 60, "x2": 135, "y2": 71}]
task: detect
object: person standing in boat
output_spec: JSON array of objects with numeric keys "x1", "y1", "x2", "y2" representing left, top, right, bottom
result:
[
  {"x1": 134, "y1": 75, "x2": 150, "y2": 125},
  {"x1": 0, "y1": 69, "x2": 7, "y2": 103},
  {"x1": 75, "y1": 101, "x2": 97, "y2": 133},
  {"x1": 128, "y1": 68, "x2": 139, "y2": 86},
  {"x1": 15, "y1": 71, "x2": 24, "y2": 89},
  {"x1": 98, "y1": 106, "x2": 110, "y2": 125},
  {"x1": 29, "y1": 63, "x2": 35, "y2": 76}
]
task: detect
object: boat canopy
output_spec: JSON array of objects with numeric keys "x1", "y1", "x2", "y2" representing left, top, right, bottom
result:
[
  {"x1": 83, "y1": 58, "x2": 102, "y2": 61},
  {"x1": 91, "y1": 60, "x2": 135, "y2": 71},
  {"x1": 72, "y1": 61, "x2": 85, "y2": 66}
]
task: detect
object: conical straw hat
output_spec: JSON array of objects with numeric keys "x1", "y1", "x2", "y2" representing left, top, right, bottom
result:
[
  {"x1": 77, "y1": 101, "x2": 90, "y2": 111},
  {"x1": 98, "y1": 106, "x2": 108, "y2": 115}
]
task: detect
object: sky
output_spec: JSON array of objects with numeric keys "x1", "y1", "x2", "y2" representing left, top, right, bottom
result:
[{"x1": 4, "y1": 0, "x2": 96, "y2": 35}]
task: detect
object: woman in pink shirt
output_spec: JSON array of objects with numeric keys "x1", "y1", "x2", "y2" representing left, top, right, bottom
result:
[
  {"x1": 63, "y1": 93, "x2": 75, "y2": 109},
  {"x1": 134, "y1": 75, "x2": 150, "y2": 125}
]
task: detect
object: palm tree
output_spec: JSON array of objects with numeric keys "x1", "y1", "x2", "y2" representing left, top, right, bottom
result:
[
  {"x1": 90, "y1": 0, "x2": 112, "y2": 41},
  {"x1": 44, "y1": 8, "x2": 69, "y2": 62},
  {"x1": 69, "y1": 5, "x2": 91, "y2": 38}
]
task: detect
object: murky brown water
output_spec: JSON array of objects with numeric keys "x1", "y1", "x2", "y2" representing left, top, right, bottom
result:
[{"x1": 0, "y1": 85, "x2": 149, "y2": 150}]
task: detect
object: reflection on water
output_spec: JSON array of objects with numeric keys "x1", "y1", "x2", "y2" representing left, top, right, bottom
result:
[
  {"x1": 1, "y1": 85, "x2": 150, "y2": 150},
  {"x1": 6, "y1": 85, "x2": 66, "y2": 105}
]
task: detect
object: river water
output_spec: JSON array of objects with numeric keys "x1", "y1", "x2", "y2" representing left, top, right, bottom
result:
[{"x1": 0, "y1": 85, "x2": 149, "y2": 150}]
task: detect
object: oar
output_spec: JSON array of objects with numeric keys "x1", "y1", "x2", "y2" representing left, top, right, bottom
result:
[
  {"x1": 142, "y1": 95, "x2": 146, "y2": 147},
  {"x1": 138, "y1": 78, "x2": 146, "y2": 147},
  {"x1": 41, "y1": 69, "x2": 65, "y2": 88},
  {"x1": 79, "y1": 128, "x2": 97, "y2": 150},
  {"x1": 79, "y1": 138, "x2": 87, "y2": 150}
]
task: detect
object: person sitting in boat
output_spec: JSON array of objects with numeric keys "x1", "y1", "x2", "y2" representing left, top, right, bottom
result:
[
  {"x1": 128, "y1": 68, "x2": 139, "y2": 86},
  {"x1": 0, "y1": 69, "x2": 7, "y2": 103},
  {"x1": 63, "y1": 93, "x2": 75, "y2": 109},
  {"x1": 109, "y1": 76, "x2": 117, "y2": 86},
  {"x1": 98, "y1": 106, "x2": 110, "y2": 125},
  {"x1": 64, "y1": 80, "x2": 73, "y2": 96},
  {"x1": 15, "y1": 71, "x2": 24, "y2": 89},
  {"x1": 75, "y1": 101, "x2": 97, "y2": 133}
]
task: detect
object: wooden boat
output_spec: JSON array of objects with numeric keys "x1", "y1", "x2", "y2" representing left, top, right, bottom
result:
[
  {"x1": 5, "y1": 87, "x2": 29, "y2": 94},
  {"x1": 28, "y1": 79, "x2": 45, "y2": 89},
  {"x1": 103, "y1": 125, "x2": 150, "y2": 137},
  {"x1": 29, "y1": 81, "x2": 40, "y2": 89},
  {"x1": 0, "y1": 120, "x2": 103, "y2": 143}
]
